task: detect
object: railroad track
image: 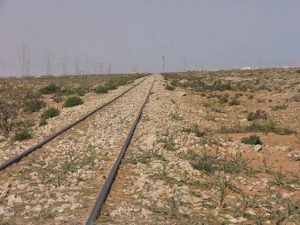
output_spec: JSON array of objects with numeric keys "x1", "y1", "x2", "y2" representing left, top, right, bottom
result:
[
  {"x1": 0, "y1": 76, "x2": 148, "y2": 171},
  {"x1": 86, "y1": 78, "x2": 155, "y2": 224},
  {"x1": 0, "y1": 75, "x2": 156, "y2": 224}
]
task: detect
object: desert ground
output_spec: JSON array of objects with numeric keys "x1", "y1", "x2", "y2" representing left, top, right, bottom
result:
[{"x1": 0, "y1": 69, "x2": 299, "y2": 225}]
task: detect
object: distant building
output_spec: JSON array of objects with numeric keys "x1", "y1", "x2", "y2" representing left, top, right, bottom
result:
[{"x1": 241, "y1": 67, "x2": 251, "y2": 70}]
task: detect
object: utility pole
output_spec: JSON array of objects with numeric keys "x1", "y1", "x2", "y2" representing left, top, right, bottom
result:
[
  {"x1": 162, "y1": 56, "x2": 165, "y2": 73},
  {"x1": 46, "y1": 49, "x2": 52, "y2": 76}
]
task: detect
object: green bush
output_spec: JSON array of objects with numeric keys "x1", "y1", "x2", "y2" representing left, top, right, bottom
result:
[
  {"x1": 64, "y1": 96, "x2": 84, "y2": 107},
  {"x1": 241, "y1": 135, "x2": 262, "y2": 145},
  {"x1": 40, "y1": 83, "x2": 60, "y2": 94},
  {"x1": 24, "y1": 98, "x2": 46, "y2": 113},
  {"x1": 209, "y1": 80, "x2": 232, "y2": 91},
  {"x1": 14, "y1": 129, "x2": 32, "y2": 141},
  {"x1": 95, "y1": 86, "x2": 108, "y2": 94},
  {"x1": 247, "y1": 110, "x2": 267, "y2": 121},
  {"x1": 165, "y1": 84, "x2": 175, "y2": 91},
  {"x1": 41, "y1": 107, "x2": 60, "y2": 120}
]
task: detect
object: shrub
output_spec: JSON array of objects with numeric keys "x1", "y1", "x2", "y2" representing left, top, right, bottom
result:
[
  {"x1": 228, "y1": 99, "x2": 240, "y2": 106},
  {"x1": 61, "y1": 88, "x2": 75, "y2": 95},
  {"x1": 95, "y1": 86, "x2": 108, "y2": 94},
  {"x1": 209, "y1": 80, "x2": 232, "y2": 91},
  {"x1": 241, "y1": 135, "x2": 262, "y2": 145},
  {"x1": 165, "y1": 84, "x2": 175, "y2": 91},
  {"x1": 26, "y1": 90, "x2": 41, "y2": 99},
  {"x1": 218, "y1": 94, "x2": 229, "y2": 103},
  {"x1": 14, "y1": 129, "x2": 32, "y2": 141},
  {"x1": 64, "y1": 96, "x2": 84, "y2": 107},
  {"x1": 247, "y1": 110, "x2": 267, "y2": 121},
  {"x1": 0, "y1": 100, "x2": 17, "y2": 134},
  {"x1": 41, "y1": 108, "x2": 60, "y2": 120},
  {"x1": 183, "y1": 124, "x2": 206, "y2": 137},
  {"x1": 234, "y1": 93, "x2": 243, "y2": 98},
  {"x1": 40, "y1": 83, "x2": 60, "y2": 94},
  {"x1": 24, "y1": 98, "x2": 46, "y2": 113},
  {"x1": 271, "y1": 104, "x2": 288, "y2": 111},
  {"x1": 290, "y1": 94, "x2": 300, "y2": 102}
]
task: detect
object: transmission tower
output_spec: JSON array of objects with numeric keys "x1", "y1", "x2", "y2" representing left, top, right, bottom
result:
[
  {"x1": 74, "y1": 57, "x2": 80, "y2": 75},
  {"x1": 162, "y1": 56, "x2": 165, "y2": 73},
  {"x1": 98, "y1": 62, "x2": 103, "y2": 74},
  {"x1": 46, "y1": 49, "x2": 52, "y2": 75},
  {"x1": 21, "y1": 44, "x2": 30, "y2": 76},
  {"x1": 108, "y1": 63, "x2": 111, "y2": 74},
  {"x1": 62, "y1": 53, "x2": 68, "y2": 75}
]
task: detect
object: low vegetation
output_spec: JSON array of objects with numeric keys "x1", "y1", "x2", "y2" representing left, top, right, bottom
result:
[
  {"x1": 220, "y1": 121, "x2": 296, "y2": 135},
  {"x1": 63, "y1": 96, "x2": 84, "y2": 107},
  {"x1": 24, "y1": 98, "x2": 46, "y2": 113},
  {"x1": 247, "y1": 110, "x2": 267, "y2": 121},
  {"x1": 271, "y1": 104, "x2": 288, "y2": 111},
  {"x1": 14, "y1": 129, "x2": 32, "y2": 141},
  {"x1": 165, "y1": 84, "x2": 175, "y2": 91},
  {"x1": 187, "y1": 150, "x2": 255, "y2": 175},
  {"x1": 41, "y1": 108, "x2": 60, "y2": 121},
  {"x1": 241, "y1": 134, "x2": 262, "y2": 145}
]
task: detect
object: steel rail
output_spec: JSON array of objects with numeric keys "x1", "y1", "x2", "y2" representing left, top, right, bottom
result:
[
  {"x1": 0, "y1": 76, "x2": 149, "y2": 171},
  {"x1": 85, "y1": 78, "x2": 156, "y2": 225}
]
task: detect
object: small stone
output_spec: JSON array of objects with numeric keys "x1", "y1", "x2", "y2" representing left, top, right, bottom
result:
[
  {"x1": 177, "y1": 92, "x2": 186, "y2": 97},
  {"x1": 33, "y1": 205, "x2": 42, "y2": 212},
  {"x1": 70, "y1": 203, "x2": 82, "y2": 210},
  {"x1": 282, "y1": 192, "x2": 291, "y2": 198},
  {"x1": 0, "y1": 206, "x2": 6, "y2": 216},
  {"x1": 246, "y1": 209, "x2": 256, "y2": 216},
  {"x1": 7, "y1": 194, "x2": 22, "y2": 206},
  {"x1": 229, "y1": 217, "x2": 247, "y2": 223},
  {"x1": 254, "y1": 145, "x2": 262, "y2": 152},
  {"x1": 287, "y1": 151, "x2": 300, "y2": 161}
]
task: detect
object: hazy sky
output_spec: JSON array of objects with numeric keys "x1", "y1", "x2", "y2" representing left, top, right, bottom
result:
[{"x1": 0, "y1": 0, "x2": 300, "y2": 76}]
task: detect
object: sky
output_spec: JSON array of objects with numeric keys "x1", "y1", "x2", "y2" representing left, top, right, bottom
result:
[{"x1": 0, "y1": 0, "x2": 300, "y2": 76}]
